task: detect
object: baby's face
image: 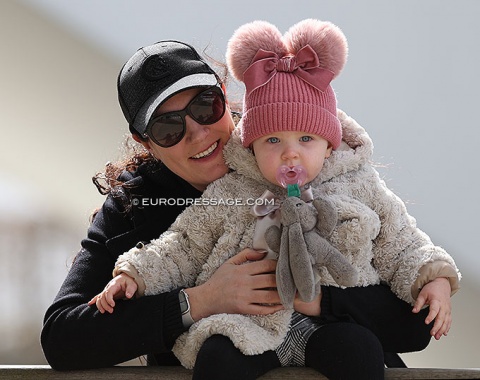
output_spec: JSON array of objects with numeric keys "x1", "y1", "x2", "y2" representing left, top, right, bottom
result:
[{"x1": 251, "y1": 131, "x2": 332, "y2": 187}]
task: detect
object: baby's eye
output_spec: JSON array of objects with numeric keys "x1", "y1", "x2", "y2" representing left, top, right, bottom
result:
[
  {"x1": 300, "y1": 136, "x2": 313, "y2": 142},
  {"x1": 267, "y1": 137, "x2": 280, "y2": 143}
]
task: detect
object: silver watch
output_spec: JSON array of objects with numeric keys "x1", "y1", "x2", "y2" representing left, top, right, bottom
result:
[{"x1": 178, "y1": 289, "x2": 195, "y2": 328}]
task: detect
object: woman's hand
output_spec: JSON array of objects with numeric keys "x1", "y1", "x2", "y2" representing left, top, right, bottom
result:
[
  {"x1": 88, "y1": 273, "x2": 138, "y2": 314},
  {"x1": 294, "y1": 292, "x2": 321, "y2": 316},
  {"x1": 185, "y1": 249, "x2": 283, "y2": 322},
  {"x1": 412, "y1": 277, "x2": 452, "y2": 340}
]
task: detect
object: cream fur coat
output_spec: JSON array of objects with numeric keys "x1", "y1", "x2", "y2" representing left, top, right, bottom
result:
[{"x1": 115, "y1": 110, "x2": 460, "y2": 369}]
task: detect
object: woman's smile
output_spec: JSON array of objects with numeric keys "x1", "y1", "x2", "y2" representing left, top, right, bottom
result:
[{"x1": 191, "y1": 140, "x2": 219, "y2": 159}]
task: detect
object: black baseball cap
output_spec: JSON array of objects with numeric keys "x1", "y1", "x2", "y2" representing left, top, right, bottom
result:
[{"x1": 117, "y1": 40, "x2": 219, "y2": 135}]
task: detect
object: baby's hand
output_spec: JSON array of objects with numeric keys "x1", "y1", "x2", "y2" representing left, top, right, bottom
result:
[
  {"x1": 88, "y1": 273, "x2": 138, "y2": 314},
  {"x1": 412, "y1": 277, "x2": 452, "y2": 340}
]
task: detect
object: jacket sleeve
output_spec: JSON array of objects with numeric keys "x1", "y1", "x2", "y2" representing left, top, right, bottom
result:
[
  {"x1": 115, "y1": 200, "x2": 223, "y2": 297},
  {"x1": 364, "y1": 166, "x2": 460, "y2": 304},
  {"x1": 40, "y1": 194, "x2": 185, "y2": 370}
]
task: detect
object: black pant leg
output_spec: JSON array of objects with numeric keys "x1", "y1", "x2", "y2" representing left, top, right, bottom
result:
[
  {"x1": 193, "y1": 334, "x2": 281, "y2": 380},
  {"x1": 321, "y1": 284, "x2": 432, "y2": 353},
  {"x1": 306, "y1": 322, "x2": 385, "y2": 380}
]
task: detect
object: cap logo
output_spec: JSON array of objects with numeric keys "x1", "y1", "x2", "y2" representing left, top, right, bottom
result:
[{"x1": 142, "y1": 54, "x2": 168, "y2": 81}]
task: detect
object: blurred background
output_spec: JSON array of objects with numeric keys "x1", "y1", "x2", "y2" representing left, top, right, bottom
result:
[{"x1": 1, "y1": 0, "x2": 478, "y2": 368}]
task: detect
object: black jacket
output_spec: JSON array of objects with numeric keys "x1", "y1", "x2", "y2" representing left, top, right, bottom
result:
[{"x1": 41, "y1": 161, "x2": 202, "y2": 370}]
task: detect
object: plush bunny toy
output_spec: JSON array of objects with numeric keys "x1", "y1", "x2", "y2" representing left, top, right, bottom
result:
[{"x1": 265, "y1": 195, "x2": 358, "y2": 308}]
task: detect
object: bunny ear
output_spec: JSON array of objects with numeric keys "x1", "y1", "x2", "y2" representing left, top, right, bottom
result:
[
  {"x1": 284, "y1": 19, "x2": 348, "y2": 79},
  {"x1": 226, "y1": 20, "x2": 287, "y2": 82}
]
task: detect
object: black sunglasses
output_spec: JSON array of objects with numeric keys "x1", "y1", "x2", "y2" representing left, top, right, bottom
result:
[{"x1": 145, "y1": 85, "x2": 226, "y2": 148}]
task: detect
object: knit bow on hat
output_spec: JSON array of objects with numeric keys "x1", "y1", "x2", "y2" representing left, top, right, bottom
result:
[{"x1": 243, "y1": 46, "x2": 335, "y2": 96}]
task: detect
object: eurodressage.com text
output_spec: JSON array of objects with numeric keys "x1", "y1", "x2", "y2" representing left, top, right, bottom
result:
[{"x1": 132, "y1": 197, "x2": 276, "y2": 207}]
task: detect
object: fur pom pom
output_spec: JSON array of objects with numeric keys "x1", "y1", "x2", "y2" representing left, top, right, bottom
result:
[
  {"x1": 227, "y1": 19, "x2": 348, "y2": 82},
  {"x1": 284, "y1": 19, "x2": 348, "y2": 78},
  {"x1": 226, "y1": 20, "x2": 287, "y2": 81}
]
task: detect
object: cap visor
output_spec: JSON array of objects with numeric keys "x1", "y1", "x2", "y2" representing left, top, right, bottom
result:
[{"x1": 133, "y1": 73, "x2": 218, "y2": 135}]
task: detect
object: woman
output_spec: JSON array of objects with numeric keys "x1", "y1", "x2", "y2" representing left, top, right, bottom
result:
[
  {"x1": 41, "y1": 40, "x2": 441, "y2": 377},
  {"x1": 41, "y1": 40, "x2": 283, "y2": 371}
]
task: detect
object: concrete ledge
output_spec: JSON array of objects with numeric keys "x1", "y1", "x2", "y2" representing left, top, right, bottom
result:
[{"x1": 1, "y1": 365, "x2": 480, "y2": 379}]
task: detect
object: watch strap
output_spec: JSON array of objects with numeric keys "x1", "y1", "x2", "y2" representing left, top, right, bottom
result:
[{"x1": 178, "y1": 289, "x2": 195, "y2": 328}]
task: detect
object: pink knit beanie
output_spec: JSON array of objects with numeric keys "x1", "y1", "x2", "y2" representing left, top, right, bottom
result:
[{"x1": 226, "y1": 19, "x2": 348, "y2": 148}]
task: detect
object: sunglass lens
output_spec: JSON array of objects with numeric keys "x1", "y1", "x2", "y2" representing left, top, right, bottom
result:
[
  {"x1": 190, "y1": 91, "x2": 225, "y2": 124},
  {"x1": 151, "y1": 115, "x2": 184, "y2": 147}
]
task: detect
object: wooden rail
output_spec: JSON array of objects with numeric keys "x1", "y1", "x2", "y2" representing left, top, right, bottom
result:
[{"x1": 1, "y1": 366, "x2": 480, "y2": 379}]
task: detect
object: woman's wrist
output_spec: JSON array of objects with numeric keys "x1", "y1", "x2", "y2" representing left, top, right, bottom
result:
[
  {"x1": 183, "y1": 285, "x2": 210, "y2": 323},
  {"x1": 162, "y1": 290, "x2": 189, "y2": 348}
]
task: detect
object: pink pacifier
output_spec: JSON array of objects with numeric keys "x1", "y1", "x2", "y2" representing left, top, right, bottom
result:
[{"x1": 276, "y1": 165, "x2": 307, "y2": 197}]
